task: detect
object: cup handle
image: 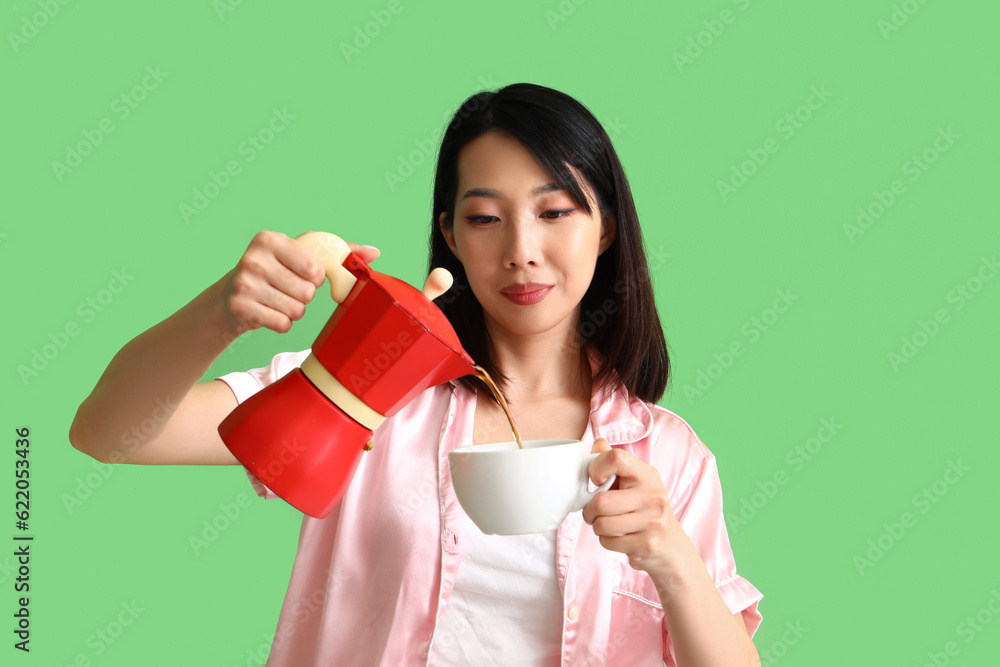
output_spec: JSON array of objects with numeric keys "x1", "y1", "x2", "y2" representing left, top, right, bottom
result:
[{"x1": 571, "y1": 453, "x2": 617, "y2": 512}]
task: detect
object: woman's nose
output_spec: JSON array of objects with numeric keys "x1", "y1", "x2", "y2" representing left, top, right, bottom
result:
[{"x1": 502, "y1": 218, "x2": 540, "y2": 268}]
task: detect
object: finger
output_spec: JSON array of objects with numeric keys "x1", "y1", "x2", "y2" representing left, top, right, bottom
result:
[
  {"x1": 249, "y1": 237, "x2": 324, "y2": 307},
  {"x1": 346, "y1": 242, "x2": 381, "y2": 264},
  {"x1": 582, "y1": 487, "x2": 643, "y2": 524},
  {"x1": 596, "y1": 534, "x2": 629, "y2": 556},
  {"x1": 272, "y1": 235, "x2": 326, "y2": 288},
  {"x1": 588, "y1": 446, "x2": 637, "y2": 488},
  {"x1": 591, "y1": 437, "x2": 611, "y2": 454},
  {"x1": 596, "y1": 533, "x2": 654, "y2": 560},
  {"x1": 264, "y1": 260, "x2": 317, "y2": 312},
  {"x1": 587, "y1": 440, "x2": 614, "y2": 486},
  {"x1": 421, "y1": 268, "x2": 452, "y2": 300},
  {"x1": 260, "y1": 279, "x2": 312, "y2": 322},
  {"x1": 232, "y1": 263, "x2": 311, "y2": 324},
  {"x1": 228, "y1": 300, "x2": 293, "y2": 334},
  {"x1": 591, "y1": 511, "x2": 651, "y2": 538}
]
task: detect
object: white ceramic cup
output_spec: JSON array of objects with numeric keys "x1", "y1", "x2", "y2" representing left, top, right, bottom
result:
[{"x1": 448, "y1": 438, "x2": 616, "y2": 535}]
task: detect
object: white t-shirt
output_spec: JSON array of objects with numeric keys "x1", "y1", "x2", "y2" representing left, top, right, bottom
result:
[{"x1": 427, "y1": 527, "x2": 564, "y2": 665}]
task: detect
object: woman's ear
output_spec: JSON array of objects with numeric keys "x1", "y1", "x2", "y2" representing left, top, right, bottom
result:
[
  {"x1": 439, "y1": 212, "x2": 459, "y2": 259},
  {"x1": 598, "y1": 213, "x2": 617, "y2": 256}
]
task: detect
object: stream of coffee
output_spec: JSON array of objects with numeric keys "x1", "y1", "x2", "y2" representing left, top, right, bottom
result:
[{"x1": 474, "y1": 365, "x2": 524, "y2": 449}]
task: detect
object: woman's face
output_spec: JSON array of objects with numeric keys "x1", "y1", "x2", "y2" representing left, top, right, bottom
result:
[{"x1": 439, "y1": 131, "x2": 615, "y2": 343}]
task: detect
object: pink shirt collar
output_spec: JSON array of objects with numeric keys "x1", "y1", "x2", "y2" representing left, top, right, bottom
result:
[{"x1": 446, "y1": 349, "x2": 654, "y2": 447}]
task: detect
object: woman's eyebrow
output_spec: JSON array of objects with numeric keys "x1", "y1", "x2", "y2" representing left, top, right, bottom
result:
[{"x1": 460, "y1": 182, "x2": 564, "y2": 201}]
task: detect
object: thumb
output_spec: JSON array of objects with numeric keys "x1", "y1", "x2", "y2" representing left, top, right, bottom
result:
[{"x1": 591, "y1": 437, "x2": 611, "y2": 454}]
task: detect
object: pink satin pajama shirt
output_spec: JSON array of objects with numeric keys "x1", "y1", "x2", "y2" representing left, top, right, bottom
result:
[{"x1": 217, "y1": 348, "x2": 763, "y2": 666}]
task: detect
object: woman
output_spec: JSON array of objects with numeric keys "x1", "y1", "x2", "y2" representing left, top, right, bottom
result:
[{"x1": 70, "y1": 83, "x2": 763, "y2": 665}]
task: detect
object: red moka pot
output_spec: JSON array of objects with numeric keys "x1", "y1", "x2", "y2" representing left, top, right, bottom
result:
[{"x1": 218, "y1": 232, "x2": 475, "y2": 518}]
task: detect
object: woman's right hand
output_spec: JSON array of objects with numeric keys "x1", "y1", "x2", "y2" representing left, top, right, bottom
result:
[
  {"x1": 222, "y1": 230, "x2": 380, "y2": 337},
  {"x1": 71, "y1": 229, "x2": 381, "y2": 466}
]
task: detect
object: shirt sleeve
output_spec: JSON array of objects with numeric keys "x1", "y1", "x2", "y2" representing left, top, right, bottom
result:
[
  {"x1": 215, "y1": 348, "x2": 312, "y2": 500},
  {"x1": 663, "y1": 449, "x2": 764, "y2": 663}
]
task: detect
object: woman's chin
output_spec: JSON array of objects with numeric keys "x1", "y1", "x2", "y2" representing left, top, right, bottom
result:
[{"x1": 484, "y1": 311, "x2": 579, "y2": 343}]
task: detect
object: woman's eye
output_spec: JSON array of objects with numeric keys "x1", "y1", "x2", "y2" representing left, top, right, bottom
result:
[
  {"x1": 465, "y1": 209, "x2": 572, "y2": 224},
  {"x1": 466, "y1": 215, "x2": 497, "y2": 224}
]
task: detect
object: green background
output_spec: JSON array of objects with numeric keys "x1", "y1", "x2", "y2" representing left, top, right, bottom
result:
[{"x1": 3, "y1": 1, "x2": 998, "y2": 665}]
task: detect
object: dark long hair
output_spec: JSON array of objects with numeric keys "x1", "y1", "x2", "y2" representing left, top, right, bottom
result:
[{"x1": 428, "y1": 83, "x2": 669, "y2": 404}]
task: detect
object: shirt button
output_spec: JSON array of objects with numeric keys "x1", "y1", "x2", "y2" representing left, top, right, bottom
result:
[{"x1": 567, "y1": 605, "x2": 580, "y2": 621}]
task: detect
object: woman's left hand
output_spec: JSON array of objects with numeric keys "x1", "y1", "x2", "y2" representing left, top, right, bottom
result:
[{"x1": 582, "y1": 438, "x2": 679, "y2": 577}]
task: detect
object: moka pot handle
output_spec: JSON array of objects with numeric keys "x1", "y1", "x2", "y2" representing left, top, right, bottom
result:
[{"x1": 294, "y1": 231, "x2": 359, "y2": 304}]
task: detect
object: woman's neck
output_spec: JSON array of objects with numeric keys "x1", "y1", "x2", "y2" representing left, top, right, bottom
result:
[{"x1": 486, "y1": 325, "x2": 592, "y2": 405}]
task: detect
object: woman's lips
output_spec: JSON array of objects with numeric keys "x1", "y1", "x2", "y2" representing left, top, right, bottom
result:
[{"x1": 500, "y1": 283, "x2": 553, "y2": 306}]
